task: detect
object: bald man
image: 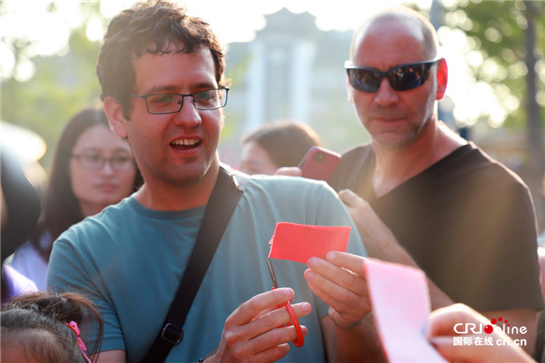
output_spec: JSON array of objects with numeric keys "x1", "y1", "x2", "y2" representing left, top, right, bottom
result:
[{"x1": 329, "y1": 7, "x2": 543, "y2": 354}]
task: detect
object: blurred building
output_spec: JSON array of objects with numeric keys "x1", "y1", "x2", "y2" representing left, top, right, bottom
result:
[{"x1": 224, "y1": 8, "x2": 368, "y2": 154}]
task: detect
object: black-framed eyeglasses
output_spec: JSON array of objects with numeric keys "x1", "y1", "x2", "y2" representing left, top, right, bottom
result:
[
  {"x1": 345, "y1": 58, "x2": 441, "y2": 93},
  {"x1": 72, "y1": 152, "x2": 135, "y2": 172},
  {"x1": 130, "y1": 88, "x2": 229, "y2": 115}
]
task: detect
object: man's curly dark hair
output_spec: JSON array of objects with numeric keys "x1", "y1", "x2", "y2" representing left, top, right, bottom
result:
[{"x1": 96, "y1": 1, "x2": 227, "y2": 120}]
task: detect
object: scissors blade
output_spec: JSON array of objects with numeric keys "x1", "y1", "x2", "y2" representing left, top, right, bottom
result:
[{"x1": 266, "y1": 258, "x2": 279, "y2": 289}]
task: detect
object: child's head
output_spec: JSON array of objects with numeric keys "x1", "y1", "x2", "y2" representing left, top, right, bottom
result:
[{"x1": 1, "y1": 291, "x2": 103, "y2": 363}]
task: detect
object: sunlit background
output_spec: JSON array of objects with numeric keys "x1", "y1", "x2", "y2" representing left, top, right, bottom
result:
[
  {"x1": 1, "y1": 0, "x2": 544, "y2": 228},
  {"x1": 2, "y1": 0, "x2": 534, "y2": 130}
]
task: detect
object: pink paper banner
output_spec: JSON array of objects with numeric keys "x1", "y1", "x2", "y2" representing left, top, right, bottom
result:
[{"x1": 364, "y1": 258, "x2": 446, "y2": 362}]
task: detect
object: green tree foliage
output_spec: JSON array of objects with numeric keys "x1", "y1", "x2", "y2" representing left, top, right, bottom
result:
[
  {"x1": 1, "y1": 2, "x2": 104, "y2": 170},
  {"x1": 442, "y1": 0, "x2": 545, "y2": 228},
  {"x1": 442, "y1": 0, "x2": 545, "y2": 129},
  {"x1": 1, "y1": 29, "x2": 102, "y2": 169}
]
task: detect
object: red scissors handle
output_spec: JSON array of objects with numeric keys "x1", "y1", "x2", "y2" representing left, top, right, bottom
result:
[
  {"x1": 280, "y1": 301, "x2": 304, "y2": 347},
  {"x1": 272, "y1": 287, "x2": 304, "y2": 347}
]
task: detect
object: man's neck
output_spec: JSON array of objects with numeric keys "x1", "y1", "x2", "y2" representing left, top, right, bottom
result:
[
  {"x1": 372, "y1": 121, "x2": 466, "y2": 197},
  {"x1": 135, "y1": 160, "x2": 221, "y2": 211}
]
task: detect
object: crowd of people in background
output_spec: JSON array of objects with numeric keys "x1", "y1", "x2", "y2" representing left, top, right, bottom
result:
[
  {"x1": 1, "y1": 2, "x2": 544, "y2": 363},
  {"x1": 239, "y1": 121, "x2": 321, "y2": 175}
]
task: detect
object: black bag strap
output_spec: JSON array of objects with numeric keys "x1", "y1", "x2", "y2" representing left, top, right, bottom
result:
[{"x1": 141, "y1": 165, "x2": 250, "y2": 363}]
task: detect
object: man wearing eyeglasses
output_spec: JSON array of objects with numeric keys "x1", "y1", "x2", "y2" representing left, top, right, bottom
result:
[
  {"x1": 46, "y1": 2, "x2": 374, "y2": 363},
  {"x1": 329, "y1": 6, "x2": 543, "y2": 353}
]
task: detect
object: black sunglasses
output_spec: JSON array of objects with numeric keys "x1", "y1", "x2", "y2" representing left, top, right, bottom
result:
[{"x1": 345, "y1": 58, "x2": 441, "y2": 93}]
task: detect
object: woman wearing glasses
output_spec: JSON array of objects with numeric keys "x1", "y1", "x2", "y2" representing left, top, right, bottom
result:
[{"x1": 10, "y1": 107, "x2": 143, "y2": 290}]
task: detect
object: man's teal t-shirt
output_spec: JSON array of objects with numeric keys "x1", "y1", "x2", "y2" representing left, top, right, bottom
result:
[{"x1": 47, "y1": 176, "x2": 367, "y2": 363}]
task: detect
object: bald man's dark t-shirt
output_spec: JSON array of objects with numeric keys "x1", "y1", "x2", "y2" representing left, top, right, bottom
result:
[{"x1": 329, "y1": 142, "x2": 543, "y2": 312}]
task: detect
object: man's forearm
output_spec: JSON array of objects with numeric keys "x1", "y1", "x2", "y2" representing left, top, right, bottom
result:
[
  {"x1": 428, "y1": 279, "x2": 455, "y2": 311},
  {"x1": 325, "y1": 312, "x2": 386, "y2": 363}
]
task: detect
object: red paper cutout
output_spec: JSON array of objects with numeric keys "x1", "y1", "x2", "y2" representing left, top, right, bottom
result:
[{"x1": 268, "y1": 222, "x2": 351, "y2": 264}]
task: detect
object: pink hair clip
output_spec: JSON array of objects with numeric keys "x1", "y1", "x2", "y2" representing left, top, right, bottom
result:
[{"x1": 65, "y1": 321, "x2": 92, "y2": 363}]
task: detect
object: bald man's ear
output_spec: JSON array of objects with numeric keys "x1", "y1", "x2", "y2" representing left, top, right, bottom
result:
[
  {"x1": 103, "y1": 96, "x2": 128, "y2": 139},
  {"x1": 435, "y1": 58, "x2": 448, "y2": 101}
]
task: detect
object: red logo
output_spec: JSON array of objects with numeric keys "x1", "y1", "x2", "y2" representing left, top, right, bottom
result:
[{"x1": 484, "y1": 317, "x2": 508, "y2": 334}]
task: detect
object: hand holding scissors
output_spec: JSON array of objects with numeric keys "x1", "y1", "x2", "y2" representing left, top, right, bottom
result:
[
  {"x1": 207, "y1": 273, "x2": 311, "y2": 362},
  {"x1": 266, "y1": 258, "x2": 305, "y2": 347}
]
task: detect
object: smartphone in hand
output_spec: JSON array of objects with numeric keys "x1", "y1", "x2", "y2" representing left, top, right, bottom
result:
[{"x1": 298, "y1": 146, "x2": 341, "y2": 181}]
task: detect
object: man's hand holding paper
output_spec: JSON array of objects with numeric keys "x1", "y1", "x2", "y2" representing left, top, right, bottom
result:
[
  {"x1": 267, "y1": 222, "x2": 377, "y2": 362},
  {"x1": 305, "y1": 252, "x2": 371, "y2": 329},
  {"x1": 267, "y1": 222, "x2": 370, "y2": 329}
]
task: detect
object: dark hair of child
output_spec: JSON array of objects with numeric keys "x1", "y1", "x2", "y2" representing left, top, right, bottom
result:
[{"x1": 1, "y1": 291, "x2": 103, "y2": 363}]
